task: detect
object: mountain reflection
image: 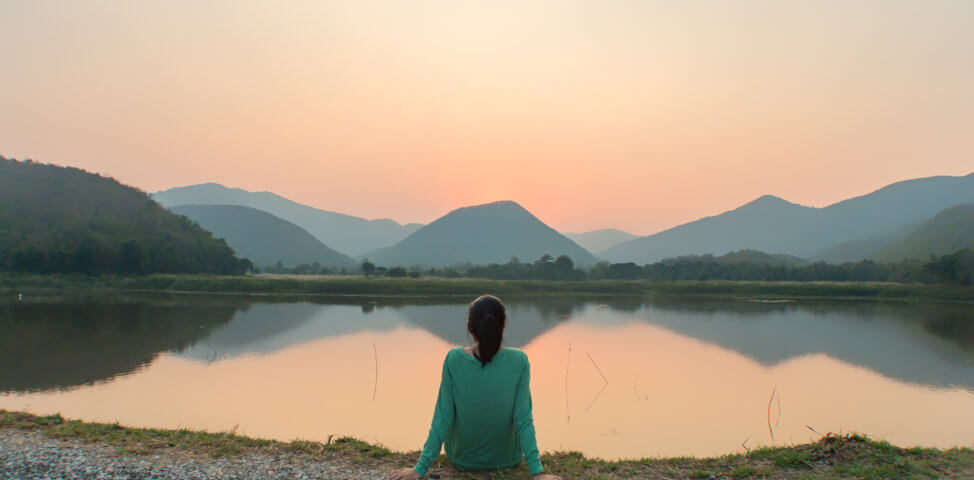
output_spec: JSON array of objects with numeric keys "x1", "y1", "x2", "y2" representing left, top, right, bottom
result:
[
  {"x1": 0, "y1": 300, "x2": 236, "y2": 393},
  {"x1": 1, "y1": 295, "x2": 971, "y2": 393}
]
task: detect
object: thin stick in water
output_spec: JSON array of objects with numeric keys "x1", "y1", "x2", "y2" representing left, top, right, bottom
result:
[
  {"x1": 372, "y1": 340, "x2": 378, "y2": 401},
  {"x1": 775, "y1": 391, "x2": 782, "y2": 428},
  {"x1": 564, "y1": 343, "x2": 572, "y2": 424},
  {"x1": 767, "y1": 386, "x2": 777, "y2": 444}
]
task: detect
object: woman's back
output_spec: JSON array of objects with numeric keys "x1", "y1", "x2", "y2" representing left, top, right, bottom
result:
[
  {"x1": 388, "y1": 295, "x2": 557, "y2": 480},
  {"x1": 444, "y1": 347, "x2": 533, "y2": 469},
  {"x1": 414, "y1": 346, "x2": 542, "y2": 476}
]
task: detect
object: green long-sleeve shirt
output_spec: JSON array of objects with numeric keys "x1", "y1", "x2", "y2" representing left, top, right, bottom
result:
[{"x1": 414, "y1": 347, "x2": 543, "y2": 477}]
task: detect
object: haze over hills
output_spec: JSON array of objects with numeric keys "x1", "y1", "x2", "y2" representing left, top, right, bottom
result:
[
  {"x1": 153, "y1": 183, "x2": 423, "y2": 257},
  {"x1": 602, "y1": 173, "x2": 974, "y2": 265},
  {"x1": 869, "y1": 204, "x2": 974, "y2": 262},
  {"x1": 565, "y1": 229, "x2": 638, "y2": 253},
  {"x1": 170, "y1": 205, "x2": 358, "y2": 270},
  {"x1": 364, "y1": 201, "x2": 598, "y2": 267}
]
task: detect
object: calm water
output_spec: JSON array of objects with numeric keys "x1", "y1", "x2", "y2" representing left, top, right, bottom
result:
[{"x1": 1, "y1": 295, "x2": 972, "y2": 459}]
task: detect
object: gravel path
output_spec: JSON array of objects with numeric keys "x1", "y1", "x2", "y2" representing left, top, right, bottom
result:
[{"x1": 0, "y1": 429, "x2": 387, "y2": 480}]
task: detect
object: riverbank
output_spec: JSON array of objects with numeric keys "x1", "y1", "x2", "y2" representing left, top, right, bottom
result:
[
  {"x1": 1, "y1": 274, "x2": 972, "y2": 302},
  {"x1": 2, "y1": 411, "x2": 971, "y2": 479}
]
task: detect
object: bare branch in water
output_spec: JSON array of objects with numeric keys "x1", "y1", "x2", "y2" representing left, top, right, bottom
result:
[
  {"x1": 806, "y1": 425, "x2": 824, "y2": 438},
  {"x1": 741, "y1": 436, "x2": 751, "y2": 454},
  {"x1": 372, "y1": 340, "x2": 378, "y2": 401},
  {"x1": 585, "y1": 352, "x2": 609, "y2": 385},
  {"x1": 584, "y1": 352, "x2": 609, "y2": 412},
  {"x1": 767, "y1": 386, "x2": 777, "y2": 444},
  {"x1": 585, "y1": 383, "x2": 608, "y2": 412},
  {"x1": 633, "y1": 371, "x2": 648, "y2": 402}
]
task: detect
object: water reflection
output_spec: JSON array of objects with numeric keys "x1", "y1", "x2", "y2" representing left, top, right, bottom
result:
[
  {"x1": 0, "y1": 301, "x2": 235, "y2": 393},
  {"x1": 177, "y1": 297, "x2": 973, "y2": 389},
  {"x1": 1, "y1": 295, "x2": 971, "y2": 458}
]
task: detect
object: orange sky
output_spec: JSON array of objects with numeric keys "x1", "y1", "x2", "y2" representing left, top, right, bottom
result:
[{"x1": 2, "y1": 1, "x2": 972, "y2": 235}]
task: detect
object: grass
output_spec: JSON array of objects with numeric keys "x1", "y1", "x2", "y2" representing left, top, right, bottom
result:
[
  {"x1": 1, "y1": 273, "x2": 972, "y2": 302},
  {"x1": 2, "y1": 410, "x2": 971, "y2": 479}
]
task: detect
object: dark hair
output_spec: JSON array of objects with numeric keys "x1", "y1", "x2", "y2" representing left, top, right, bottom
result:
[{"x1": 467, "y1": 295, "x2": 506, "y2": 367}]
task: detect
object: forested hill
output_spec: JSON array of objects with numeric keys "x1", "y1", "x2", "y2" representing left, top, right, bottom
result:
[
  {"x1": 0, "y1": 158, "x2": 250, "y2": 274},
  {"x1": 870, "y1": 204, "x2": 974, "y2": 262}
]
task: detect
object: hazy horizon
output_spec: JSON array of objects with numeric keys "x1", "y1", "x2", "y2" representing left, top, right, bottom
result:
[
  {"x1": 153, "y1": 170, "x2": 973, "y2": 236},
  {"x1": 3, "y1": 1, "x2": 973, "y2": 235}
]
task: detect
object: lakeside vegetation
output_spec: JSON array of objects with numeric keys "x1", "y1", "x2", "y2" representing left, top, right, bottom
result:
[
  {"x1": 265, "y1": 249, "x2": 974, "y2": 288},
  {"x1": 2, "y1": 410, "x2": 971, "y2": 479},
  {"x1": 2, "y1": 273, "x2": 973, "y2": 302}
]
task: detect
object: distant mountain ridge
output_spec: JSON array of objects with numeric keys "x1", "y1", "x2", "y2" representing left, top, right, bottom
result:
[
  {"x1": 170, "y1": 205, "x2": 357, "y2": 270},
  {"x1": 365, "y1": 201, "x2": 598, "y2": 267},
  {"x1": 565, "y1": 229, "x2": 638, "y2": 253},
  {"x1": 153, "y1": 183, "x2": 422, "y2": 257},
  {"x1": 602, "y1": 173, "x2": 974, "y2": 264}
]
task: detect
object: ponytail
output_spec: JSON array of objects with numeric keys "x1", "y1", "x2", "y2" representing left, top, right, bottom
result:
[{"x1": 468, "y1": 295, "x2": 506, "y2": 368}]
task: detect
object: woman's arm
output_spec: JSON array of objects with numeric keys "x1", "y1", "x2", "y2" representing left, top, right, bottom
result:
[
  {"x1": 413, "y1": 353, "x2": 456, "y2": 477},
  {"x1": 513, "y1": 356, "x2": 544, "y2": 476}
]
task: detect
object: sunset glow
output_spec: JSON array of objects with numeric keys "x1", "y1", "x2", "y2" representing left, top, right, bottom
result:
[{"x1": 2, "y1": 0, "x2": 973, "y2": 233}]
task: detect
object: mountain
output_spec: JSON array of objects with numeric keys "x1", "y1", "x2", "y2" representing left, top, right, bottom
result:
[
  {"x1": 602, "y1": 173, "x2": 974, "y2": 264},
  {"x1": 364, "y1": 201, "x2": 598, "y2": 267},
  {"x1": 170, "y1": 205, "x2": 357, "y2": 270},
  {"x1": 869, "y1": 204, "x2": 974, "y2": 262},
  {"x1": 601, "y1": 195, "x2": 816, "y2": 263},
  {"x1": 0, "y1": 158, "x2": 248, "y2": 274},
  {"x1": 565, "y1": 228, "x2": 638, "y2": 253},
  {"x1": 152, "y1": 183, "x2": 423, "y2": 256}
]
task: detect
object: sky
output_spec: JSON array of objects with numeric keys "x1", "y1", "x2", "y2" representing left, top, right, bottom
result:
[{"x1": 2, "y1": 1, "x2": 973, "y2": 235}]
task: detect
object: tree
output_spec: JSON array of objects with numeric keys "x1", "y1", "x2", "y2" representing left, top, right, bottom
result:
[
  {"x1": 387, "y1": 266, "x2": 407, "y2": 277},
  {"x1": 554, "y1": 255, "x2": 574, "y2": 271},
  {"x1": 362, "y1": 260, "x2": 376, "y2": 277}
]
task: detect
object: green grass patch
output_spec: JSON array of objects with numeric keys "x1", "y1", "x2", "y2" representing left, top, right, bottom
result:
[
  {"x1": 3, "y1": 410, "x2": 972, "y2": 479},
  {"x1": 2, "y1": 273, "x2": 972, "y2": 302}
]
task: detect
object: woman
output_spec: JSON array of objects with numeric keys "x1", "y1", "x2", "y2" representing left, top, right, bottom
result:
[{"x1": 386, "y1": 295, "x2": 562, "y2": 480}]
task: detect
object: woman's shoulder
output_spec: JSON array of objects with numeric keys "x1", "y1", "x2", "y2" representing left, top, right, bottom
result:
[
  {"x1": 446, "y1": 346, "x2": 466, "y2": 358},
  {"x1": 500, "y1": 347, "x2": 529, "y2": 363}
]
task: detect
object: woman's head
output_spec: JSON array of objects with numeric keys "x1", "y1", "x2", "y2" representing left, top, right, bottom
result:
[{"x1": 467, "y1": 295, "x2": 506, "y2": 367}]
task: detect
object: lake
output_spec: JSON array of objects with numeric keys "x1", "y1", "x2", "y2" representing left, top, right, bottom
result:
[{"x1": 1, "y1": 294, "x2": 972, "y2": 459}]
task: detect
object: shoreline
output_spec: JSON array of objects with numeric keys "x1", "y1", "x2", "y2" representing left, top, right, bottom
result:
[
  {"x1": 2, "y1": 274, "x2": 973, "y2": 303},
  {"x1": 1, "y1": 410, "x2": 971, "y2": 479}
]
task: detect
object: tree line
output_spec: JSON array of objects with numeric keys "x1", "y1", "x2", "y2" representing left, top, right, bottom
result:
[{"x1": 344, "y1": 249, "x2": 974, "y2": 285}]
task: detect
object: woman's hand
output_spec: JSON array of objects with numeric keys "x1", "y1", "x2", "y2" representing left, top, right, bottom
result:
[
  {"x1": 385, "y1": 467, "x2": 421, "y2": 480},
  {"x1": 533, "y1": 474, "x2": 564, "y2": 480}
]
